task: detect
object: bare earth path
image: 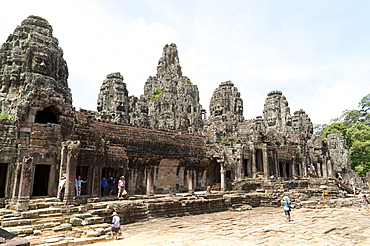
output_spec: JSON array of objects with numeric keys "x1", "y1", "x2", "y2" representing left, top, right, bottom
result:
[{"x1": 92, "y1": 206, "x2": 370, "y2": 246}]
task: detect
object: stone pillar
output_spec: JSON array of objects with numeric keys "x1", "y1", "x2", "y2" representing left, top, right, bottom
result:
[
  {"x1": 274, "y1": 151, "x2": 279, "y2": 177},
  {"x1": 292, "y1": 158, "x2": 297, "y2": 177},
  {"x1": 251, "y1": 147, "x2": 257, "y2": 178},
  {"x1": 322, "y1": 157, "x2": 328, "y2": 177},
  {"x1": 187, "y1": 169, "x2": 194, "y2": 194},
  {"x1": 146, "y1": 167, "x2": 154, "y2": 195},
  {"x1": 15, "y1": 157, "x2": 34, "y2": 211},
  {"x1": 327, "y1": 159, "x2": 333, "y2": 177},
  {"x1": 219, "y1": 161, "x2": 226, "y2": 192},
  {"x1": 48, "y1": 164, "x2": 57, "y2": 196},
  {"x1": 262, "y1": 147, "x2": 269, "y2": 179},
  {"x1": 64, "y1": 141, "x2": 80, "y2": 205},
  {"x1": 302, "y1": 157, "x2": 308, "y2": 177},
  {"x1": 10, "y1": 162, "x2": 22, "y2": 204},
  {"x1": 316, "y1": 162, "x2": 322, "y2": 177}
]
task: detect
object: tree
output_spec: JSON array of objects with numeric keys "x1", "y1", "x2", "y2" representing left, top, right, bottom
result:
[
  {"x1": 359, "y1": 93, "x2": 370, "y2": 114},
  {"x1": 349, "y1": 141, "x2": 370, "y2": 176}
]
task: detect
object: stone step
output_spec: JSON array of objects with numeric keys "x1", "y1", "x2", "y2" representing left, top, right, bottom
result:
[
  {"x1": 39, "y1": 212, "x2": 63, "y2": 218},
  {"x1": 6, "y1": 225, "x2": 34, "y2": 235},
  {"x1": 1, "y1": 218, "x2": 36, "y2": 227},
  {"x1": 84, "y1": 216, "x2": 105, "y2": 225},
  {"x1": 0, "y1": 209, "x2": 14, "y2": 216}
]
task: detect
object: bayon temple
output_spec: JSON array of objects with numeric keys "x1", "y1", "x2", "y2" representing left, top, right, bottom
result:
[{"x1": 0, "y1": 16, "x2": 361, "y2": 211}]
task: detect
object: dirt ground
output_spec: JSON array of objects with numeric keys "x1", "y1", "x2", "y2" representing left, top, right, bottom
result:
[{"x1": 91, "y1": 205, "x2": 370, "y2": 246}]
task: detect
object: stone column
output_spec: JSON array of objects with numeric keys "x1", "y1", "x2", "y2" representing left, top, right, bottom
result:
[
  {"x1": 187, "y1": 170, "x2": 195, "y2": 194},
  {"x1": 302, "y1": 157, "x2": 308, "y2": 177},
  {"x1": 219, "y1": 161, "x2": 226, "y2": 192},
  {"x1": 322, "y1": 157, "x2": 328, "y2": 177},
  {"x1": 10, "y1": 162, "x2": 22, "y2": 204},
  {"x1": 251, "y1": 147, "x2": 257, "y2": 178},
  {"x1": 327, "y1": 159, "x2": 333, "y2": 177},
  {"x1": 64, "y1": 141, "x2": 80, "y2": 205},
  {"x1": 262, "y1": 147, "x2": 269, "y2": 179},
  {"x1": 15, "y1": 157, "x2": 34, "y2": 211},
  {"x1": 146, "y1": 167, "x2": 154, "y2": 195},
  {"x1": 316, "y1": 162, "x2": 322, "y2": 177},
  {"x1": 292, "y1": 158, "x2": 297, "y2": 177},
  {"x1": 274, "y1": 151, "x2": 279, "y2": 177}
]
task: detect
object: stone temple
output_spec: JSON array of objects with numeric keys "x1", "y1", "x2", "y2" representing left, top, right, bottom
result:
[{"x1": 0, "y1": 16, "x2": 361, "y2": 211}]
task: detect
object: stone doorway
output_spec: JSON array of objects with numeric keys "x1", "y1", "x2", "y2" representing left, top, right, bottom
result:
[
  {"x1": 34, "y1": 105, "x2": 61, "y2": 124},
  {"x1": 255, "y1": 149, "x2": 264, "y2": 172},
  {"x1": 32, "y1": 164, "x2": 50, "y2": 196},
  {"x1": 76, "y1": 166, "x2": 89, "y2": 195},
  {"x1": 0, "y1": 163, "x2": 8, "y2": 198}
]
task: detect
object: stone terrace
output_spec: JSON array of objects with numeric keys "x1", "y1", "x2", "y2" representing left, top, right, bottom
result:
[{"x1": 0, "y1": 179, "x2": 365, "y2": 246}]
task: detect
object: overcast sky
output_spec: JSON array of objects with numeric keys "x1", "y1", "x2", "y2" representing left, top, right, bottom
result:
[{"x1": 1, "y1": 0, "x2": 370, "y2": 125}]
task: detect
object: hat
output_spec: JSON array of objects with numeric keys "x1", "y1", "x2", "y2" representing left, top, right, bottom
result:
[
  {"x1": 110, "y1": 177, "x2": 113, "y2": 179},
  {"x1": 121, "y1": 176, "x2": 125, "y2": 178},
  {"x1": 112, "y1": 212, "x2": 117, "y2": 216},
  {"x1": 77, "y1": 176, "x2": 81, "y2": 179},
  {"x1": 283, "y1": 196, "x2": 289, "y2": 201}
]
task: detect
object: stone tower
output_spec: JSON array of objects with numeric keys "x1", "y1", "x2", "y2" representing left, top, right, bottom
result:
[
  {"x1": 131, "y1": 43, "x2": 204, "y2": 133},
  {"x1": 0, "y1": 16, "x2": 74, "y2": 210},
  {"x1": 263, "y1": 91, "x2": 292, "y2": 136},
  {"x1": 0, "y1": 15, "x2": 72, "y2": 120},
  {"x1": 97, "y1": 72, "x2": 130, "y2": 123}
]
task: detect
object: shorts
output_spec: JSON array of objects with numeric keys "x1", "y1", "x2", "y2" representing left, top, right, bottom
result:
[
  {"x1": 284, "y1": 210, "x2": 290, "y2": 216},
  {"x1": 111, "y1": 226, "x2": 120, "y2": 233}
]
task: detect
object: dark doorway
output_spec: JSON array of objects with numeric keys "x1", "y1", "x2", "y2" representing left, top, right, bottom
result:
[
  {"x1": 35, "y1": 105, "x2": 61, "y2": 124},
  {"x1": 76, "y1": 166, "x2": 89, "y2": 195},
  {"x1": 243, "y1": 159, "x2": 250, "y2": 177},
  {"x1": 285, "y1": 163, "x2": 291, "y2": 177},
  {"x1": 33, "y1": 164, "x2": 50, "y2": 196},
  {"x1": 255, "y1": 149, "x2": 264, "y2": 172},
  {"x1": 0, "y1": 163, "x2": 8, "y2": 198},
  {"x1": 279, "y1": 162, "x2": 284, "y2": 177}
]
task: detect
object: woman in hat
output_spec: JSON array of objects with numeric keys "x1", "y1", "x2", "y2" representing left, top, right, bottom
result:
[{"x1": 117, "y1": 176, "x2": 126, "y2": 198}]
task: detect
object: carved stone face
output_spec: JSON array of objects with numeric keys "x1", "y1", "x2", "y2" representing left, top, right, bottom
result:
[{"x1": 31, "y1": 51, "x2": 53, "y2": 76}]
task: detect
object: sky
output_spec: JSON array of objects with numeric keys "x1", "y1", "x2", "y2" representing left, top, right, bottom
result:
[{"x1": 1, "y1": 0, "x2": 370, "y2": 125}]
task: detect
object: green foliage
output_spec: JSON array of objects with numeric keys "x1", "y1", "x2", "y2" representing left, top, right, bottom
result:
[
  {"x1": 0, "y1": 113, "x2": 9, "y2": 119},
  {"x1": 187, "y1": 79, "x2": 192, "y2": 85},
  {"x1": 150, "y1": 87, "x2": 163, "y2": 99},
  {"x1": 349, "y1": 141, "x2": 370, "y2": 176},
  {"x1": 321, "y1": 122, "x2": 348, "y2": 140},
  {"x1": 321, "y1": 93, "x2": 370, "y2": 176}
]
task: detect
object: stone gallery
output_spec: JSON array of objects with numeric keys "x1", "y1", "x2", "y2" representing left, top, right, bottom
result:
[{"x1": 0, "y1": 16, "x2": 358, "y2": 211}]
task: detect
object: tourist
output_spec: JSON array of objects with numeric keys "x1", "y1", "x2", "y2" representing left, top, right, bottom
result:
[
  {"x1": 338, "y1": 173, "x2": 343, "y2": 182},
  {"x1": 323, "y1": 188, "x2": 329, "y2": 199},
  {"x1": 58, "y1": 174, "x2": 66, "y2": 202},
  {"x1": 75, "y1": 176, "x2": 87, "y2": 196},
  {"x1": 311, "y1": 164, "x2": 316, "y2": 176},
  {"x1": 117, "y1": 176, "x2": 126, "y2": 198},
  {"x1": 363, "y1": 195, "x2": 369, "y2": 212},
  {"x1": 101, "y1": 177, "x2": 108, "y2": 196},
  {"x1": 110, "y1": 212, "x2": 121, "y2": 239},
  {"x1": 109, "y1": 177, "x2": 115, "y2": 195},
  {"x1": 282, "y1": 196, "x2": 292, "y2": 222}
]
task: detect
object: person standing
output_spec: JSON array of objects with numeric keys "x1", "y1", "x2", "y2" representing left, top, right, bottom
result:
[
  {"x1": 109, "y1": 177, "x2": 115, "y2": 195},
  {"x1": 363, "y1": 195, "x2": 369, "y2": 213},
  {"x1": 101, "y1": 177, "x2": 108, "y2": 196},
  {"x1": 110, "y1": 212, "x2": 121, "y2": 239},
  {"x1": 75, "y1": 176, "x2": 87, "y2": 196},
  {"x1": 117, "y1": 176, "x2": 126, "y2": 198},
  {"x1": 282, "y1": 196, "x2": 292, "y2": 222},
  {"x1": 58, "y1": 174, "x2": 66, "y2": 202},
  {"x1": 323, "y1": 188, "x2": 329, "y2": 199}
]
